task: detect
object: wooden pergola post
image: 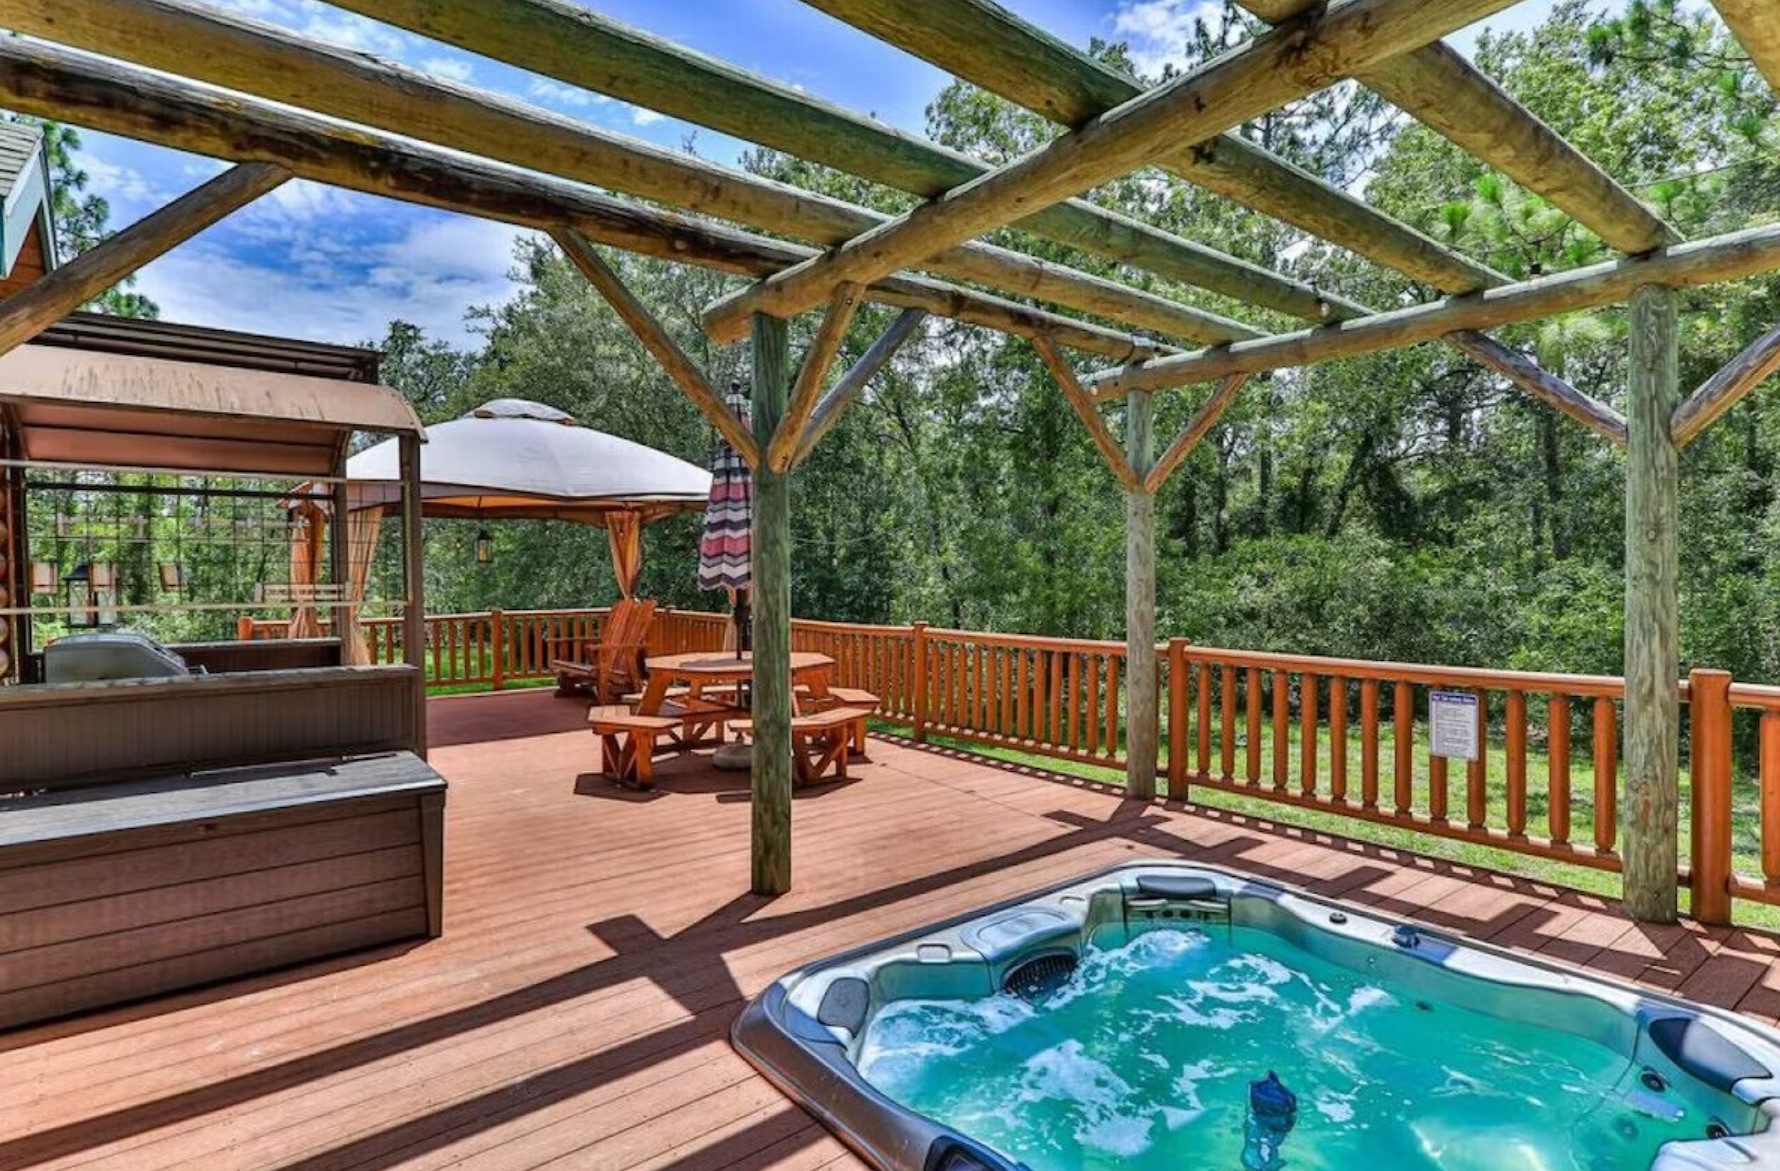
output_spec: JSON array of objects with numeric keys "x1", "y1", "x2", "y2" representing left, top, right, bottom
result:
[
  {"x1": 750, "y1": 313, "x2": 794, "y2": 896},
  {"x1": 1124, "y1": 389, "x2": 1158, "y2": 798},
  {"x1": 1622, "y1": 283, "x2": 1681, "y2": 921}
]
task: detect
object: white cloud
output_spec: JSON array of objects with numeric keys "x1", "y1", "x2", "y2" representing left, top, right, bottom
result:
[
  {"x1": 527, "y1": 78, "x2": 607, "y2": 109},
  {"x1": 80, "y1": 157, "x2": 166, "y2": 210},
  {"x1": 1108, "y1": 0, "x2": 1223, "y2": 78},
  {"x1": 630, "y1": 106, "x2": 666, "y2": 127},
  {"x1": 421, "y1": 56, "x2": 476, "y2": 83},
  {"x1": 130, "y1": 216, "x2": 537, "y2": 348}
]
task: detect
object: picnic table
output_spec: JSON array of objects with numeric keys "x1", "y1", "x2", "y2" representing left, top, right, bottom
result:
[{"x1": 634, "y1": 651, "x2": 834, "y2": 715}]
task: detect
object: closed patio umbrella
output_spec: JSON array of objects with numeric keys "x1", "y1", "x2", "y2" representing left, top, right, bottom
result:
[{"x1": 698, "y1": 383, "x2": 752, "y2": 657}]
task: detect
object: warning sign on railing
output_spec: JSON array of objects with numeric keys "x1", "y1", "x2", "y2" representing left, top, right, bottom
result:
[{"x1": 1429, "y1": 690, "x2": 1479, "y2": 761}]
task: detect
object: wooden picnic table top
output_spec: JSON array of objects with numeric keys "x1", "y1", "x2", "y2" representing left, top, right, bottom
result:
[
  {"x1": 636, "y1": 651, "x2": 834, "y2": 718},
  {"x1": 642, "y1": 651, "x2": 833, "y2": 682}
]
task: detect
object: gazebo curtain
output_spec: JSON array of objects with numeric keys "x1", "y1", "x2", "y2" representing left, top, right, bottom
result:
[
  {"x1": 287, "y1": 504, "x2": 326, "y2": 639},
  {"x1": 607, "y1": 509, "x2": 643, "y2": 600},
  {"x1": 341, "y1": 507, "x2": 382, "y2": 665}
]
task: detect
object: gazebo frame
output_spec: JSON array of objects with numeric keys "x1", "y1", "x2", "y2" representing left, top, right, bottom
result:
[{"x1": 2, "y1": 0, "x2": 1776, "y2": 917}]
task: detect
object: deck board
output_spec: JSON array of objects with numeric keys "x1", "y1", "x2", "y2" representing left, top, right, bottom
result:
[{"x1": 8, "y1": 688, "x2": 1780, "y2": 1171}]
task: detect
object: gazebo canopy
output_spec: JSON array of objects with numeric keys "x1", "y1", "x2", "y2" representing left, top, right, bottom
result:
[{"x1": 345, "y1": 398, "x2": 710, "y2": 523}]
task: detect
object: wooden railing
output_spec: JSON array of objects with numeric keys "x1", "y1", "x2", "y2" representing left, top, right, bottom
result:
[
  {"x1": 1166, "y1": 643, "x2": 1633, "y2": 871},
  {"x1": 239, "y1": 607, "x2": 1780, "y2": 922}
]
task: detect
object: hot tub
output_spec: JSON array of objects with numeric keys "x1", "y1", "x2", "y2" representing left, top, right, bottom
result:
[{"x1": 732, "y1": 862, "x2": 1780, "y2": 1171}]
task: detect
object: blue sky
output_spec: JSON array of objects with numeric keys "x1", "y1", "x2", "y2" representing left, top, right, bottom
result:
[{"x1": 57, "y1": 0, "x2": 1572, "y2": 348}]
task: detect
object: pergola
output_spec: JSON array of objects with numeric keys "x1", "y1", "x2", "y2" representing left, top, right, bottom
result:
[{"x1": 2, "y1": 0, "x2": 1777, "y2": 917}]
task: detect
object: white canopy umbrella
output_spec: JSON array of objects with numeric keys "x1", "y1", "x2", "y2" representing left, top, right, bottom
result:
[
  {"x1": 344, "y1": 398, "x2": 711, "y2": 524},
  {"x1": 302, "y1": 399, "x2": 710, "y2": 658}
]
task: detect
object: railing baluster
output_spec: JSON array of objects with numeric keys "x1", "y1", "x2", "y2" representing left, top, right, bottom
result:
[
  {"x1": 1104, "y1": 654, "x2": 1120, "y2": 760},
  {"x1": 1393, "y1": 681, "x2": 1413, "y2": 816},
  {"x1": 1300, "y1": 672, "x2": 1318, "y2": 797},
  {"x1": 1329, "y1": 676, "x2": 1347, "y2": 802},
  {"x1": 1271, "y1": 670, "x2": 1289, "y2": 790},
  {"x1": 1219, "y1": 664, "x2": 1236, "y2": 781},
  {"x1": 1505, "y1": 690, "x2": 1527, "y2": 836},
  {"x1": 1196, "y1": 662, "x2": 1212, "y2": 777},
  {"x1": 1087, "y1": 655, "x2": 1102, "y2": 757},
  {"x1": 1429, "y1": 752, "x2": 1448, "y2": 823},
  {"x1": 1067, "y1": 653, "x2": 1082, "y2": 750},
  {"x1": 1167, "y1": 643, "x2": 1187, "y2": 793},
  {"x1": 1245, "y1": 667, "x2": 1262, "y2": 784},
  {"x1": 1025, "y1": 647, "x2": 1039, "y2": 740},
  {"x1": 1049, "y1": 650, "x2": 1063, "y2": 746},
  {"x1": 1764, "y1": 710, "x2": 1780, "y2": 884},
  {"x1": 1467, "y1": 688, "x2": 1487, "y2": 830},
  {"x1": 1594, "y1": 697, "x2": 1617, "y2": 854},
  {"x1": 1001, "y1": 647, "x2": 1015, "y2": 736},
  {"x1": 1361, "y1": 679, "x2": 1379, "y2": 810},
  {"x1": 1549, "y1": 695, "x2": 1572, "y2": 846}
]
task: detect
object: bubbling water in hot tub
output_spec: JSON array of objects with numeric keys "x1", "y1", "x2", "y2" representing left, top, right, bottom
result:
[{"x1": 857, "y1": 926, "x2": 1708, "y2": 1171}]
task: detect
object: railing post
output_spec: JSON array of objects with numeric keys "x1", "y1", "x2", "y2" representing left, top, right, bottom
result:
[
  {"x1": 489, "y1": 609, "x2": 506, "y2": 690},
  {"x1": 1168, "y1": 638, "x2": 1189, "y2": 799},
  {"x1": 236, "y1": 615, "x2": 254, "y2": 642},
  {"x1": 912, "y1": 622, "x2": 929, "y2": 742},
  {"x1": 1688, "y1": 668, "x2": 1734, "y2": 925}
]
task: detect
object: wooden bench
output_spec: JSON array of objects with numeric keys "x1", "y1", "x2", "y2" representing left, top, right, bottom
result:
[
  {"x1": 797, "y1": 686, "x2": 881, "y2": 754},
  {"x1": 729, "y1": 707, "x2": 867, "y2": 785},
  {"x1": 587, "y1": 705, "x2": 681, "y2": 790},
  {"x1": 0, "y1": 752, "x2": 446, "y2": 1031}
]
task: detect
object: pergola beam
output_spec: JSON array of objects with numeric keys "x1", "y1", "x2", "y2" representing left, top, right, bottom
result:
[
  {"x1": 796, "y1": 1, "x2": 1631, "y2": 443},
  {"x1": 1089, "y1": 223, "x2": 1780, "y2": 395},
  {"x1": 326, "y1": 0, "x2": 1339, "y2": 323},
  {"x1": 1145, "y1": 375, "x2": 1252, "y2": 494},
  {"x1": 792, "y1": 308, "x2": 927, "y2": 468},
  {"x1": 701, "y1": 0, "x2": 1518, "y2": 339},
  {"x1": 0, "y1": 39, "x2": 1165, "y2": 363},
  {"x1": 1446, "y1": 332, "x2": 1628, "y2": 444},
  {"x1": 0, "y1": 161, "x2": 288, "y2": 356},
  {"x1": 801, "y1": 0, "x2": 1502, "y2": 296},
  {"x1": 1672, "y1": 320, "x2": 1780, "y2": 448},
  {"x1": 552, "y1": 230, "x2": 761, "y2": 467},
  {"x1": 768, "y1": 284, "x2": 862, "y2": 473},
  {"x1": 1, "y1": 0, "x2": 1263, "y2": 348},
  {"x1": 1031, "y1": 334, "x2": 1141, "y2": 493},
  {"x1": 1711, "y1": 1, "x2": 1780, "y2": 97},
  {"x1": 1241, "y1": 0, "x2": 1678, "y2": 255}
]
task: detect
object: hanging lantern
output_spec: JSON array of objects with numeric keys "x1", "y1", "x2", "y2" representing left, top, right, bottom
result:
[
  {"x1": 64, "y1": 563, "x2": 95, "y2": 628},
  {"x1": 29, "y1": 562, "x2": 55, "y2": 595},
  {"x1": 474, "y1": 529, "x2": 494, "y2": 565},
  {"x1": 158, "y1": 562, "x2": 186, "y2": 591}
]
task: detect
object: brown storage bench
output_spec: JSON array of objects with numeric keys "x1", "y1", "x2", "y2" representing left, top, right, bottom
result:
[{"x1": 0, "y1": 752, "x2": 445, "y2": 1030}]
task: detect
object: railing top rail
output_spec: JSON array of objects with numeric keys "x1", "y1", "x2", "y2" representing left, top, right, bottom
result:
[
  {"x1": 1730, "y1": 682, "x2": 1780, "y2": 711},
  {"x1": 926, "y1": 627, "x2": 1127, "y2": 653},
  {"x1": 791, "y1": 617, "x2": 917, "y2": 634},
  {"x1": 1180, "y1": 643, "x2": 1632, "y2": 698}
]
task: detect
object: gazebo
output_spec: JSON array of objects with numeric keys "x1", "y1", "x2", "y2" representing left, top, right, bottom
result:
[{"x1": 306, "y1": 398, "x2": 709, "y2": 657}]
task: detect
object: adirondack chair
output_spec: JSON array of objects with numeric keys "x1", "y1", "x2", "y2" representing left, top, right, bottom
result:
[{"x1": 551, "y1": 598, "x2": 657, "y2": 702}]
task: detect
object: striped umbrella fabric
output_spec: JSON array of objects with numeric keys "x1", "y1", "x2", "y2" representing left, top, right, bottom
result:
[{"x1": 697, "y1": 383, "x2": 752, "y2": 593}]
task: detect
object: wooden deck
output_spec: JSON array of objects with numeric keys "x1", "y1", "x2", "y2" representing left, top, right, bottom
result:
[{"x1": 9, "y1": 689, "x2": 1780, "y2": 1171}]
